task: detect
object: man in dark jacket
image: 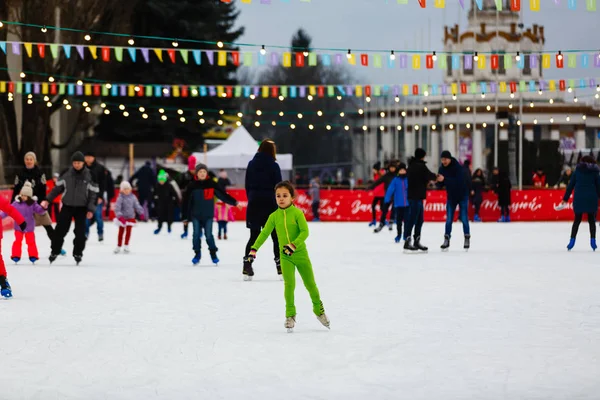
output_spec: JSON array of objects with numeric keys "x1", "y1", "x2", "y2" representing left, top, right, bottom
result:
[
  {"x1": 131, "y1": 161, "x2": 156, "y2": 219},
  {"x1": 84, "y1": 151, "x2": 107, "y2": 241},
  {"x1": 183, "y1": 163, "x2": 238, "y2": 265},
  {"x1": 437, "y1": 150, "x2": 471, "y2": 250},
  {"x1": 404, "y1": 148, "x2": 437, "y2": 251},
  {"x1": 369, "y1": 161, "x2": 398, "y2": 232},
  {"x1": 42, "y1": 151, "x2": 98, "y2": 264}
]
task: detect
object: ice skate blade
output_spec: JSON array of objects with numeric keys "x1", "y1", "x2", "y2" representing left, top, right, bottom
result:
[
  {"x1": 278, "y1": 275, "x2": 283, "y2": 281},
  {"x1": 441, "y1": 248, "x2": 449, "y2": 252},
  {"x1": 243, "y1": 275, "x2": 253, "y2": 281},
  {"x1": 287, "y1": 328, "x2": 294, "y2": 333}
]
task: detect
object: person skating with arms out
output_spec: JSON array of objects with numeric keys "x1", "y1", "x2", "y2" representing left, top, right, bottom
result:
[
  {"x1": 437, "y1": 151, "x2": 471, "y2": 251},
  {"x1": 113, "y1": 181, "x2": 145, "y2": 254},
  {"x1": 1, "y1": 182, "x2": 46, "y2": 264},
  {"x1": 183, "y1": 163, "x2": 238, "y2": 265},
  {"x1": 0, "y1": 196, "x2": 26, "y2": 298},
  {"x1": 245, "y1": 181, "x2": 329, "y2": 332}
]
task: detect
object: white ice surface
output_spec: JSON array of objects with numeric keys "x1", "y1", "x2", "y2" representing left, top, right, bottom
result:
[{"x1": 1, "y1": 221, "x2": 600, "y2": 400}]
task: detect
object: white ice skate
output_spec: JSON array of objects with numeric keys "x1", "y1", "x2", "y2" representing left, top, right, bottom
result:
[
  {"x1": 316, "y1": 313, "x2": 330, "y2": 329},
  {"x1": 123, "y1": 246, "x2": 130, "y2": 254},
  {"x1": 114, "y1": 247, "x2": 121, "y2": 254},
  {"x1": 285, "y1": 316, "x2": 296, "y2": 333}
]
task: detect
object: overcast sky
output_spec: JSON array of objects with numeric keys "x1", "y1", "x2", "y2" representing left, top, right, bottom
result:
[{"x1": 234, "y1": 1, "x2": 599, "y2": 98}]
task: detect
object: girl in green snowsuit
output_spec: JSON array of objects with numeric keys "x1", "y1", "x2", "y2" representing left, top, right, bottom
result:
[{"x1": 247, "y1": 181, "x2": 330, "y2": 331}]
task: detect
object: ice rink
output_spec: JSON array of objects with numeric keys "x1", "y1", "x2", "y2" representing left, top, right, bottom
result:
[{"x1": 2, "y1": 220, "x2": 600, "y2": 399}]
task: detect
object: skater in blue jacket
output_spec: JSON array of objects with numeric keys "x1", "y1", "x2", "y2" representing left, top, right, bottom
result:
[{"x1": 384, "y1": 163, "x2": 414, "y2": 248}]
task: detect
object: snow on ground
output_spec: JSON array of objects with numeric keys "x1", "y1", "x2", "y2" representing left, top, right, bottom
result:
[{"x1": 1, "y1": 220, "x2": 600, "y2": 400}]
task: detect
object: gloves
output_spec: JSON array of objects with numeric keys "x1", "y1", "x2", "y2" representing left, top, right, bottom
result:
[
  {"x1": 244, "y1": 249, "x2": 257, "y2": 264},
  {"x1": 118, "y1": 217, "x2": 127, "y2": 225},
  {"x1": 283, "y1": 244, "x2": 296, "y2": 256},
  {"x1": 18, "y1": 221, "x2": 27, "y2": 231},
  {"x1": 139, "y1": 214, "x2": 145, "y2": 221}
]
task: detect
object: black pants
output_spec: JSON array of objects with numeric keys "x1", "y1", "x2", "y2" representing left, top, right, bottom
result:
[
  {"x1": 473, "y1": 200, "x2": 482, "y2": 216},
  {"x1": 245, "y1": 227, "x2": 280, "y2": 262},
  {"x1": 571, "y1": 213, "x2": 597, "y2": 239},
  {"x1": 380, "y1": 201, "x2": 393, "y2": 225},
  {"x1": 371, "y1": 197, "x2": 384, "y2": 221},
  {"x1": 500, "y1": 205, "x2": 510, "y2": 217},
  {"x1": 394, "y1": 206, "x2": 408, "y2": 237},
  {"x1": 312, "y1": 200, "x2": 320, "y2": 220},
  {"x1": 52, "y1": 205, "x2": 88, "y2": 256}
]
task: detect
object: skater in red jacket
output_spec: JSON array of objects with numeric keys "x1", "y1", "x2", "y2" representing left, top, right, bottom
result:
[{"x1": 0, "y1": 196, "x2": 26, "y2": 298}]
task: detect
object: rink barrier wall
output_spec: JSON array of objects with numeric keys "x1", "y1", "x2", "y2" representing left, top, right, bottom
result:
[{"x1": 0, "y1": 188, "x2": 584, "y2": 231}]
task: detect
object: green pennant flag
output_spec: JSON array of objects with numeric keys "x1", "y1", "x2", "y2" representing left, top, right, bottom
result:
[
  {"x1": 504, "y1": 54, "x2": 512, "y2": 70},
  {"x1": 373, "y1": 54, "x2": 382, "y2": 68},
  {"x1": 50, "y1": 44, "x2": 59, "y2": 59},
  {"x1": 327, "y1": 85, "x2": 335, "y2": 97},
  {"x1": 308, "y1": 52, "x2": 317, "y2": 66},
  {"x1": 234, "y1": 86, "x2": 242, "y2": 97},
  {"x1": 59, "y1": 83, "x2": 66, "y2": 95},
  {"x1": 146, "y1": 86, "x2": 153, "y2": 97},
  {"x1": 470, "y1": 82, "x2": 477, "y2": 94},
  {"x1": 180, "y1": 49, "x2": 189, "y2": 64},
  {"x1": 281, "y1": 85, "x2": 288, "y2": 97},
  {"x1": 567, "y1": 54, "x2": 577, "y2": 68},
  {"x1": 438, "y1": 54, "x2": 447, "y2": 70},
  {"x1": 102, "y1": 86, "x2": 109, "y2": 96},
  {"x1": 243, "y1": 52, "x2": 253, "y2": 66},
  {"x1": 568, "y1": 79, "x2": 576, "y2": 89},
  {"x1": 115, "y1": 47, "x2": 123, "y2": 62},
  {"x1": 374, "y1": 85, "x2": 381, "y2": 96},
  {"x1": 16, "y1": 82, "x2": 22, "y2": 94},
  {"x1": 519, "y1": 80, "x2": 526, "y2": 92}
]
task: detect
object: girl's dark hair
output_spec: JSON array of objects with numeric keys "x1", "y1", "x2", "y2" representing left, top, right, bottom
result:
[
  {"x1": 473, "y1": 168, "x2": 483, "y2": 177},
  {"x1": 258, "y1": 139, "x2": 277, "y2": 160},
  {"x1": 581, "y1": 155, "x2": 596, "y2": 164},
  {"x1": 275, "y1": 180, "x2": 295, "y2": 197}
]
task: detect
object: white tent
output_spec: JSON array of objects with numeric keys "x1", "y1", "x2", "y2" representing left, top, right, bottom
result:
[{"x1": 193, "y1": 126, "x2": 293, "y2": 170}]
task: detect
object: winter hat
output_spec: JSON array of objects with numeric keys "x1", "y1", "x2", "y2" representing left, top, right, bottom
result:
[
  {"x1": 120, "y1": 181, "x2": 132, "y2": 191},
  {"x1": 71, "y1": 151, "x2": 85, "y2": 162},
  {"x1": 373, "y1": 162, "x2": 381, "y2": 170},
  {"x1": 195, "y1": 163, "x2": 208, "y2": 175},
  {"x1": 398, "y1": 162, "x2": 407, "y2": 171},
  {"x1": 53, "y1": 172, "x2": 60, "y2": 178},
  {"x1": 84, "y1": 151, "x2": 95, "y2": 157},
  {"x1": 157, "y1": 170, "x2": 168, "y2": 183},
  {"x1": 20, "y1": 182, "x2": 33, "y2": 198},
  {"x1": 414, "y1": 148, "x2": 426, "y2": 160},
  {"x1": 24, "y1": 151, "x2": 37, "y2": 164},
  {"x1": 440, "y1": 150, "x2": 452, "y2": 160},
  {"x1": 187, "y1": 155, "x2": 197, "y2": 172}
]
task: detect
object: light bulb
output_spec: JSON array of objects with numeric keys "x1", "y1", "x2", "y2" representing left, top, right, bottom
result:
[
  {"x1": 482, "y1": 123, "x2": 487, "y2": 128},
  {"x1": 486, "y1": 105, "x2": 491, "y2": 111},
  {"x1": 48, "y1": 76, "x2": 55, "y2": 82},
  {"x1": 180, "y1": 117, "x2": 186, "y2": 122},
  {"x1": 135, "y1": 86, "x2": 141, "y2": 92},
  {"x1": 366, "y1": 96, "x2": 371, "y2": 103},
  {"x1": 0, "y1": 22, "x2": 3, "y2": 28},
  {"x1": 278, "y1": 95, "x2": 284, "y2": 101},
  {"x1": 236, "y1": 121, "x2": 241, "y2": 126},
  {"x1": 574, "y1": 97, "x2": 578, "y2": 103},
  {"x1": 105, "y1": 83, "x2": 112, "y2": 89},
  {"x1": 466, "y1": 123, "x2": 471, "y2": 129},
  {"x1": 415, "y1": 125, "x2": 420, "y2": 131},
  {"x1": 466, "y1": 106, "x2": 471, "y2": 112},
  {"x1": 530, "y1": 102, "x2": 535, "y2": 108},
  {"x1": 346, "y1": 49, "x2": 352, "y2": 59},
  {"x1": 139, "y1": 107, "x2": 145, "y2": 112},
  {"x1": 344, "y1": 125, "x2": 350, "y2": 131},
  {"x1": 272, "y1": 121, "x2": 276, "y2": 126},
  {"x1": 550, "y1": 118, "x2": 554, "y2": 123},
  {"x1": 432, "y1": 125, "x2": 437, "y2": 130},
  {"x1": 379, "y1": 125, "x2": 385, "y2": 131},
  {"x1": 474, "y1": 52, "x2": 479, "y2": 61},
  {"x1": 65, "y1": 103, "x2": 70, "y2": 109},
  {"x1": 396, "y1": 125, "x2": 402, "y2": 131},
  {"x1": 549, "y1": 98, "x2": 554, "y2": 104},
  {"x1": 358, "y1": 109, "x2": 364, "y2": 115},
  {"x1": 557, "y1": 51, "x2": 563, "y2": 61},
  {"x1": 279, "y1": 112, "x2": 284, "y2": 117},
  {"x1": 509, "y1": 103, "x2": 513, "y2": 109},
  {"x1": 172, "y1": 40, "x2": 179, "y2": 48},
  {"x1": 256, "y1": 110, "x2": 262, "y2": 116},
  {"x1": 517, "y1": 120, "x2": 522, "y2": 126},
  {"x1": 104, "y1": 109, "x2": 110, "y2": 115},
  {"x1": 123, "y1": 111, "x2": 129, "y2": 117},
  {"x1": 337, "y1": 96, "x2": 342, "y2": 101},
  {"x1": 424, "y1": 91, "x2": 429, "y2": 97},
  {"x1": 444, "y1": 107, "x2": 449, "y2": 113},
  {"x1": 597, "y1": 85, "x2": 600, "y2": 92},
  {"x1": 449, "y1": 124, "x2": 454, "y2": 129},
  {"x1": 390, "y1": 50, "x2": 396, "y2": 60},
  {"x1": 200, "y1": 118, "x2": 205, "y2": 124},
  {"x1": 303, "y1": 50, "x2": 309, "y2": 57},
  {"x1": 237, "y1": 112, "x2": 243, "y2": 117},
  {"x1": 119, "y1": 104, "x2": 125, "y2": 110},
  {"x1": 401, "y1": 111, "x2": 406, "y2": 117},
  {"x1": 307, "y1": 95, "x2": 313, "y2": 101},
  {"x1": 515, "y1": 52, "x2": 521, "y2": 61},
  {"x1": 566, "y1": 116, "x2": 570, "y2": 122},
  {"x1": 340, "y1": 112, "x2": 345, "y2": 117},
  {"x1": 260, "y1": 45, "x2": 266, "y2": 55},
  {"x1": 291, "y1": 124, "x2": 296, "y2": 130},
  {"x1": 452, "y1": 94, "x2": 457, "y2": 100},
  {"x1": 432, "y1": 51, "x2": 437, "y2": 61},
  {"x1": 568, "y1": 87, "x2": 572, "y2": 93},
  {"x1": 362, "y1": 125, "x2": 368, "y2": 131},
  {"x1": 197, "y1": 110, "x2": 203, "y2": 116},
  {"x1": 100, "y1": 103, "x2": 106, "y2": 108},
  {"x1": 84, "y1": 34, "x2": 91, "y2": 41},
  {"x1": 250, "y1": 94, "x2": 256, "y2": 100},
  {"x1": 596, "y1": 94, "x2": 599, "y2": 99},
  {"x1": 44, "y1": 96, "x2": 50, "y2": 102},
  {"x1": 538, "y1": 89, "x2": 543, "y2": 95},
  {"x1": 500, "y1": 122, "x2": 504, "y2": 127},
  {"x1": 163, "y1": 88, "x2": 169, "y2": 94},
  {"x1": 85, "y1": 106, "x2": 91, "y2": 112},
  {"x1": 161, "y1": 115, "x2": 167, "y2": 121},
  {"x1": 317, "y1": 110, "x2": 323, "y2": 116},
  {"x1": 533, "y1": 119, "x2": 537, "y2": 124},
  {"x1": 582, "y1": 115, "x2": 587, "y2": 120},
  {"x1": 20, "y1": 72, "x2": 26, "y2": 78},
  {"x1": 326, "y1": 125, "x2": 331, "y2": 130},
  {"x1": 297, "y1": 113, "x2": 303, "y2": 119},
  {"x1": 128, "y1": 38, "x2": 135, "y2": 46},
  {"x1": 63, "y1": 99, "x2": 69, "y2": 105},
  {"x1": 309, "y1": 124, "x2": 314, "y2": 130},
  {"x1": 217, "y1": 41, "x2": 224, "y2": 48},
  {"x1": 82, "y1": 101, "x2": 89, "y2": 107},
  {"x1": 510, "y1": 92, "x2": 515, "y2": 98},
  {"x1": 481, "y1": 93, "x2": 485, "y2": 99},
  {"x1": 395, "y1": 96, "x2": 400, "y2": 103},
  {"x1": 423, "y1": 107, "x2": 428, "y2": 113},
  {"x1": 142, "y1": 113, "x2": 148, "y2": 119},
  {"x1": 219, "y1": 110, "x2": 224, "y2": 115},
  {"x1": 380, "y1": 112, "x2": 385, "y2": 117},
  {"x1": 47, "y1": 102, "x2": 53, "y2": 108},
  {"x1": 177, "y1": 109, "x2": 183, "y2": 115}
]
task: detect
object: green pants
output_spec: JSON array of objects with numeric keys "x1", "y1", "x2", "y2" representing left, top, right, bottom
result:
[{"x1": 280, "y1": 250, "x2": 324, "y2": 318}]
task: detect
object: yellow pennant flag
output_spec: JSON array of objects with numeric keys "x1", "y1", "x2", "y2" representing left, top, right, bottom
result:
[
  {"x1": 173, "y1": 86, "x2": 180, "y2": 97},
  {"x1": 402, "y1": 85, "x2": 410, "y2": 96},
  {"x1": 84, "y1": 84, "x2": 92, "y2": 96},
  {"x1": 282, "y1": 52, "x2": 292, "y2": 68},
  {"x1": 529, "y1": 0, "x2": 540, "y2": 11},
  {"x1": 89, "y1": 46, "x2": 98, "y2": 59},
  {"x1": 451, "y1": 83, "x2": 458, "y2": 95},
  {"x1": 241, "y1": 0, "x2": 251, "y2": 2},
  {"x1": 0, "y1": 81, "x2": 5, "y2": 92},
  {"x1": 355, "y1": 86, "x2": 363, "y2": 97},
  {"x1": 262, "y1": 86, "x2": 269, "y2": 98},
  {"x1": 347, "y1": 54, "x2": 356, "y2": 65},
  {"x1": 128, "y1": 85, "x2": 135, "y2": 97},
  {"x1": 217, "y1": 51, "x2": 227, "y2": 66},
  {"x1": 477, "y1": 55, "x2": 486, "y2": 69},
  {"x1": 309, "y1": 86, "x2": 317, "y2": 96},
  {"x1": 548, "y1": 80, "x2": 556, "y2": 91},
  {"x1": 542, "y1": 54, "x2": 551, "y2": 69},
  {"x1": 434, "y1": 0, "x2": 445, "y2": 8},
  {"x1": 41, "y1": 83, "x2": 49, "y2": 94},
  {"x1": 217, "y1": 86, "x2": 224, "y2": 97},
  {"x1": 24, "y1": 43, "x2": 33, "y2": 57},
  {"x1": 412, "y1": 55, "x2": 421, "y2": 70},
  {"x1": 154, "y1": 49, "x2": 163, "y2": 62},
  {"x1": 499, "y1": 81, "x2": 507, "y2": 93}
]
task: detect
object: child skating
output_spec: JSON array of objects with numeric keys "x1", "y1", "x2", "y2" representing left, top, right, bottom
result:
[
  {"x1": 153, "y1": 170, "x2": 178, "y2": 234},
  {"x1": 113, "y1": 181, "x2": 145, "y2": 253},
  {"x1": 0, "y1": 195, "x2": 26, "y2": 298},
  {"x1": 245, "y1": 181, "x2": 330, "y2": 332},
  {"x1": 215, "y1": 200, "x2": 234, "y2": 240},
  {"x1": 182, "y1": 163, "x2": 238, "y2": 265},
  {"x1": 0, "y1": 183, "x2": 46, "y2": 264}
]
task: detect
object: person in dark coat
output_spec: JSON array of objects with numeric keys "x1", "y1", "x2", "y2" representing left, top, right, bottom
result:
[
  {"x1": 555, "y1": 166, "x2": 573, "y2": 188},
  {"x1": 559, "y1": 155, "x2": 600, "y2": 251},
  {"x1": 131, "y1": 161, "x2": 156, "y2": 219},
  {"x1": 404, "y1": 148, "x2": 438, "y2": 251},
  {"x1": 217, "y1": 169, "x2": 232, "y2": 190},
  {"x1": 437, "y1": 151, "x2": 471, "y2": 250},
  {"x1": 12, "y1": 151, "x2": 56, "y2": 243},
  {"x1": 490, "y1": 167, "x2": 512, "y2": 222},
  {"x1": 243, "y1": 139, "x2": 282, "y2": 280},
  {"x1": 369, "y1": 161, "x2": 398, "y2": 232},
  {"x1": 471, "y1": 168, "x2": 485, "y2": 222},
  {"x1": 153, "y1": 170, "x2": 178, "y2": 234},
  {"x1": 104, "y1": 169, "x2": 115, "y2": 218},
  {"x1": 84, "y1": 152, "x2": 107, "y2": 241}
]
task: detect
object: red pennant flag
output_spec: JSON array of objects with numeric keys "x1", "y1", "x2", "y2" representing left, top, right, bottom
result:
[
  {"x1": 101, "y1": 47, "x2": 110, "y2": 62},
  {"x1": 295, "y1": 52, "x2": 304, "y2": 67},
  {"x1": 317, "y1": 86, "x2": 325, "y2": 97},
  {"x1": 361, "y1": 54, "x2": 369, "y2": 66},
  {"x1": 37, "y1": 44, "x2": 45, "y2": 58},
  {"x1": 167, "y1": 49, "x2": 176, "y2": 63},
  {"x1": 412, "y1": 85, "x2": 419, "y2": 95},
  {"x1": 509, "y1": 81, "x2": 517, "y2": 93},
  {"x1": 425, "y1": 55, "x2": 434, "y2": 69},
  {"x1": 555, "y1": 54, "x2": 564, "y2": 68},
  {"x1": 181, "y1": 86, "x2": 189, "y2": 98},
  {"x1": 231, "y1": 51, "x2": 240, "y2": 66},
  {"x1": 93, "y1": 84, "x2": 101, "y2": 96},
  {"x1": 50, "y1": 83, "x2": 57, "y2": 95},
  {"x1": 226, "y1": 86, "x2": 233, "y2": 97},
  {"x1": 460, "y1": 82, "x2": 467, "y2": 94},
  {"x1": 137, "y1": 85, "x2": 144, "y2": 97},
  {"x1": 8, "y1": 82, "x2": 14, "y2": 93},
  {"x1": 491, "y1": 54, "x2": 499, "y2": 69},
  {"x1": 271, "y1": 86, "x2": 278, "y2": 98},
  {"x1": 365, "y1": 86, "x2": 371, "y2": 96},
  {"x1": 559, "y1": 80, "x2": 566, "y2": 91},
  {"x1": 510, "y1": 0, "x2": 520, "y2": 11},
  {"x1": 417, "y1": 0, "x2": 426, "y2": 7}
]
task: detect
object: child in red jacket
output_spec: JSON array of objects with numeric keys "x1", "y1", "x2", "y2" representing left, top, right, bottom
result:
[{"x1": 0, "y1": 196, "x2": 26, "y2": 298}]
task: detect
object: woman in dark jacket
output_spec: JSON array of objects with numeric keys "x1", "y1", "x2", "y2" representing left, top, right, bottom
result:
[
  {"x1": 560, "y1": 155, "x2": 600, "y2": 251},
  {"x1": 490, "y1": 167, "x2": 512, "y2": 222},
  {"x1": 242, "y1": 140, "x2": 282, "y2": 280},
  {"x1": 470, "y1": 169, "x2": 485, "y2": 222}
]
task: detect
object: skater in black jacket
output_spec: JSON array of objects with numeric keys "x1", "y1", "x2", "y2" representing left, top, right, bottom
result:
[
  {"x1": 404, "y1": 148, "x2": 437, "y2": 251},
  {"x1": 153, "y1": 170, "x2": 178, "y2": 234},
  {"x1": 471, "y1": 169, "x2": 485, "y2": 222},
  {"x1": 369, "y1": 161, "x2": 398, "y2": 232}
]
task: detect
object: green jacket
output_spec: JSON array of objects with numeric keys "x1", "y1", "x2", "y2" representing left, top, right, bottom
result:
[{"x1": 252, "y1": 205, "x2": 309, "y2": 253}]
